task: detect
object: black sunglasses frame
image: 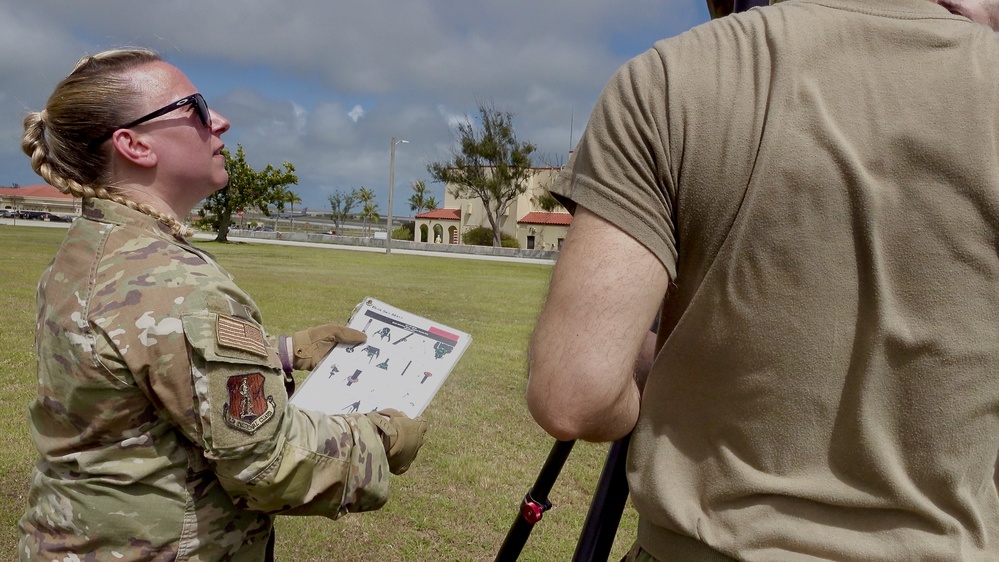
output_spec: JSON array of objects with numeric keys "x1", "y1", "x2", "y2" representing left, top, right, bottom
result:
[{"x1": 92, "y1": 93, "x2": 211, "y2": 146}]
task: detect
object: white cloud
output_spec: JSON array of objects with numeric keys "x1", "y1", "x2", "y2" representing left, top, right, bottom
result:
[{"x1": 0, "y1": 0, "x2": 709, "y2": 209}]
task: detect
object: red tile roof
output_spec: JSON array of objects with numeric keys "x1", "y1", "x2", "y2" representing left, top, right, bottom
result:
[
  {"x1": 0, "y1": 184, "x2": 74, "y2": 200},
  {"x1": 518, "y1": 212, "x2": 572, "y2": 226},
  {"x1": 416, "y1": 208, "x2": 461, "y2": 220}
]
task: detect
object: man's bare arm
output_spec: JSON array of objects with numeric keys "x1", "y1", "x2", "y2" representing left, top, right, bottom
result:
[{"x1": 527, "y1": 206, "x2": 669, "y2": 442}]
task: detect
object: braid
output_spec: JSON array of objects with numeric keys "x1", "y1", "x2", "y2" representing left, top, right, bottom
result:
[
  {"x1": 21, "y1": 48, "x2": 194, "y2": 238},
  {"x1": 103, "y1": 193, "x2": 193, "y2": 238},
  {"x1": 22, "y1": 111, "x2": 90, "y2": 200}
]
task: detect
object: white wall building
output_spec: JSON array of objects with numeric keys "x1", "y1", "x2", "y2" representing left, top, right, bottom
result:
[{"x1": 413, "y1": 167, "x2": 571, "y2": 250}]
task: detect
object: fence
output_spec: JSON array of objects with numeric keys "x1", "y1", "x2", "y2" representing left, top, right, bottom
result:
[{"x1": 227, "y1": 229, "x2": 561, "y2": 262}]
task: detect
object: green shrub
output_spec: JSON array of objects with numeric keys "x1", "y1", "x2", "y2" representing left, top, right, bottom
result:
[
  {"x1": 391, "y1": 226, "x2": 412, "y2": 240},
  {"x1": 462, "y1": 226, "x2": 520, "y2": 248}
]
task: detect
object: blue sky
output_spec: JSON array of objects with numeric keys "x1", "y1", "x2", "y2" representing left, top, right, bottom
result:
[{"x1": 1, "y1": 0, "x2": 711, "y2": 215}]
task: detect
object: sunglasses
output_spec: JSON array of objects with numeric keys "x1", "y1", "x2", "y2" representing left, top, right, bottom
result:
[{"x1": 92, "y1": 93, "x2": 212, "y2": 146}]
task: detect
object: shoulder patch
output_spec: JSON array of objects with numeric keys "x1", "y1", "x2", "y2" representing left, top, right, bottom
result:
[
  {"x1": 223, "y1": 373, "x2": 276, "y2": 434},
  {"x1": 217, "y1": 315, "x2": 267, "y2": 357}
]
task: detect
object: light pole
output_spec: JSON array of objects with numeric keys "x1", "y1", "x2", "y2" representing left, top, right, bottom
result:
[{"x1": 386, "y1": 136, "x2": 409, "y2": 255}]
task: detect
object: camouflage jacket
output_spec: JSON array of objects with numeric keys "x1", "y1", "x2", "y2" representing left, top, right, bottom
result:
[{"x1": 19, "y1": 199, "x2": 392, "y2": 561}]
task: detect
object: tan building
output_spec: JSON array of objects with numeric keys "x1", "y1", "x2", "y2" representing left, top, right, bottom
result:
[
  {"x1": 413, "y1": 167, "x2": 572, "y2": 250},
  {"x1": 0, "y1": 184, "x2": 79, "y2": 216}
]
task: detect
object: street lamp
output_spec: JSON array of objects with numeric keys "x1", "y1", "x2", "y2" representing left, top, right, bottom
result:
[{"x1": 386, "y1": 136, "x2": 409, "y2": 255}]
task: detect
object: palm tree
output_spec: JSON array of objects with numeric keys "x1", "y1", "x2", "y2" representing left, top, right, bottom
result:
[
  {"x1": 408, "y1": 179, "x2": 431, "y2": 214},
  {"x1": 360, "y1": 202, "x2": 380, "y2": 236},
  {"x1": 424, "y1": 196, "x2": 440, "y2": 211},
  {"x1": 355, "y1": 187, "x2": 377, "y2": 236},
  {"x1": 285, "y1": 190, "x2": 302, "y2": 231}
]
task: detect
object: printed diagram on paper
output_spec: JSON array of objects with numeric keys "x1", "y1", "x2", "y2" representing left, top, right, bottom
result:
[{"x1": 290, "y1": 297, "x2": 472, "y2": 418}]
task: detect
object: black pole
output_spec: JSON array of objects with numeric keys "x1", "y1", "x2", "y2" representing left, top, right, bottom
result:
[
  {"x1": 495, "y1": 439, "x2": 576, "y2": 562},
  {"x1": 733, "y1": 0, "x2": 769, "y2": 11},
  {"x1": 571, "y1": 433, "x2": 633, "y2": 562}
]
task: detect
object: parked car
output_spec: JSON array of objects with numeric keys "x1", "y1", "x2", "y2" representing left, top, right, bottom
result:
[
  {"x1": 0, "y1": 209, "x2": 16, "y2": 218},
  {"x1": 17, "y1": 211, "x2": 72, "y2": 222}
]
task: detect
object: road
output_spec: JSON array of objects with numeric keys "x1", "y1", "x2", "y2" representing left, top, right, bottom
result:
[{"x1": 1, "y1": 218, "x2": 555, "y2": 265}]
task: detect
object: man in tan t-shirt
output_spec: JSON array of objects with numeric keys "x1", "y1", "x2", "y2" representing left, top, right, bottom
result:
[{"x1": 528, "y1": 0, "x2": 999, "y2": 560}]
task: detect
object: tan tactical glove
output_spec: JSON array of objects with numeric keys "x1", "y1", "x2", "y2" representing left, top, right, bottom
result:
[
  {"x1": 291, "y1": 324, "x2": 367, "y2": 371},
  {"x1": 364, "y1": 409, "x2": 429, "y2": 475}
]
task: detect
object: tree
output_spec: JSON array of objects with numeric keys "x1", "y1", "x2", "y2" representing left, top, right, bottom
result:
[
  {"x1": 328, "y1": 189, "x2": 357, "y2": 235},
  {"x1": 199, "y1": 144, "x2": 298, "y2": 242},
  {"x1": 427, "y1": 102, "x2": 536, "y2": 247},
  {"x1": 268, "y1": 186, "x2": 301, "y2": 230},
  {"x1": 424, "y1": 196, "x2": 440, "y2": 211},
  {"x1": 532, "y1": 190, "x2": 561, "y2": 213},
  {"x1": 360, "y1": 202, "x2": 380, "y2": 237},
  {"x1": 284, "y1": 190, "x2": 302, "y2": 231},
  {"x1": 408, "y1": 179, "x2": 433, "y2": 214},
  {"x1": 355, "y1": 187, "x2": 378, "y2": 237}
]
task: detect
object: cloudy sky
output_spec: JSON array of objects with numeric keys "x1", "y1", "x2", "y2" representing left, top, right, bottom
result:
[{"x1": 1, "y1": 0, "x2": 711, "y2": 216}]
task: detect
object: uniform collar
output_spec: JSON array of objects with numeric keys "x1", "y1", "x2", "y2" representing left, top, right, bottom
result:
[
  {"x1": 81, "y1": 197, "x2": 184, "y2": 242},
  {"x1": 80, "y1": 197, "x2": 230, "y2": 275}
]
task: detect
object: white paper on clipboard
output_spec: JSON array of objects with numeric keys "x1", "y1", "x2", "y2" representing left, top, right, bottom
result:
[{"x1": 289, "y1": 297, "x2": 472, "y2": 418}]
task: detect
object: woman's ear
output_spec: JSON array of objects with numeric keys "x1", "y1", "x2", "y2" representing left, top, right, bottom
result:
[{"x1": 109, "y1": 129, "x2": 157, "y2": 168}]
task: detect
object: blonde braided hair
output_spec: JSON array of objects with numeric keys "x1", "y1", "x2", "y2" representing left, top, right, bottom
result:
[{"x1": 21, "y1": 49, "x2": 193, "y2": 237}]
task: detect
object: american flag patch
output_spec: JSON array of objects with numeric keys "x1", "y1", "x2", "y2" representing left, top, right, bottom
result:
[{"x1": 217, "y1": 315, "x2": 268, "y2": 357}]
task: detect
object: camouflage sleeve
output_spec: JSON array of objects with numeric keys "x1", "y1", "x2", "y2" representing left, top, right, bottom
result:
[
  {"x1": 180, "y1": 307, "x2": 392, "y2": 518},
  {"x1": 90, "y1": 233, "x2": 392, "y2": 518}
]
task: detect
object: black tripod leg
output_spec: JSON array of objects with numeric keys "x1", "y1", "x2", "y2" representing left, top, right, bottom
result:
[
  {"x1": 572, "y1": 433, "x2": 632, "y2": 562},
  {"x1": 495, "y1": 439, "x2": 576, "y2": 561}
]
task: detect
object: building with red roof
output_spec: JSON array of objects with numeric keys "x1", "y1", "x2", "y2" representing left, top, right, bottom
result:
[
  {"x1": 413, "y1": 167, "x2": 572, "y2": 250},
  {"x1": 517, "y1": 211, "x2": 572, "y2": 227},
  {"x1": 0, "y1": 184, "x2": 79, "y2": 217}
]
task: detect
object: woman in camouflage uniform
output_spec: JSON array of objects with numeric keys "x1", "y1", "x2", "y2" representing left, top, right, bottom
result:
[{"x1": 18, "y1": 48, "x2": 427, "y2": 561}]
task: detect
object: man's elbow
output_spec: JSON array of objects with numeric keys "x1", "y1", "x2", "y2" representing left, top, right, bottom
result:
[
  {"x1": 527, "y1": 397, "x2": 585, "y2": 442},
  {"x1": 526, "y1": 363, "x2": 639, "y2": 443},
  {"x1": 525, "y1": 379, "x2": 588, "y2": 441}
]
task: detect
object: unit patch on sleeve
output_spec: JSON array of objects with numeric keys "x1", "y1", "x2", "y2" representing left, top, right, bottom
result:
[
  {"x1": 222, "y1": 373, "x2": 276, "y2": 434},
  {"x1": 217, "y1": 314, "x2": 268, "y2": 357}
]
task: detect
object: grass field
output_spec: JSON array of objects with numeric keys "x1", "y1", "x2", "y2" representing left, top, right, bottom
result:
[{"x1": 0, "y1": 225, "x2": 638, "y2": 561}]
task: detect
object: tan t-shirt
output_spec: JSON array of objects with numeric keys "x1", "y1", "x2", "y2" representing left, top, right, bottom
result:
[{"x1": 554, "y1": 0, "x2": 999, "y2": 559}]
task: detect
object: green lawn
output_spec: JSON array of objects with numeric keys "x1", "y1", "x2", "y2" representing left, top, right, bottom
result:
[{"x1": 0, "y1": 225, "x2": 637, "y2": 561}]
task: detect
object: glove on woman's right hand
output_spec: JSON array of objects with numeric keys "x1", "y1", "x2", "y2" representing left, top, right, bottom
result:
[
  {"x1": 364, "y1": 409, "x2": 428, "y2": 475},
  {"x1": 291, "y1": 324, "x2": 367, "y2": 371}
]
